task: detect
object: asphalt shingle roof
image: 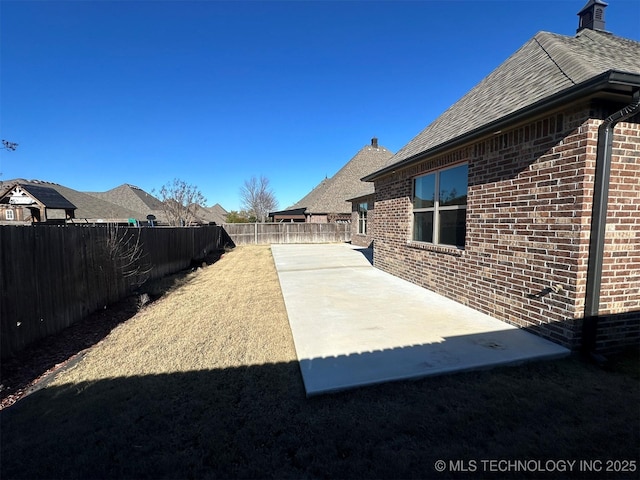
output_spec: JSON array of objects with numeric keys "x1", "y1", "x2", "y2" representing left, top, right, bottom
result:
[
  {"x1": 3, "y1": 180, "x2": 228, "y2": 224},
  {"x1": 195, "y1": 204, "x2": 229, "y2": 224},
  {"x1": 87, "y1": 184, "x2": 168, "y2": 222},
  {"x1": 88, "y1": 184, "x2": 165, "y2": 213},
  {"x1": 288, "y1": 142, "x2": 394, "y2": 215},
  {"x1": 5, "y1": 184, "x2": 77, "y2": 210},
  {"x1": 2, "y1": 180, "x2": 148, "y2": 220},
  {"x1": 374, "y1": 29, "x2": 640, "y2": 175}
]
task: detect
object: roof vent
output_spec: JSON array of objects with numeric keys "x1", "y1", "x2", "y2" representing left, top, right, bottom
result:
[
  {"x1": 577, "y1": 0, "x2": 608, "y2": 33},
  {"x1": 371, "y1": 137, "x2": 378, "y2": 148}
]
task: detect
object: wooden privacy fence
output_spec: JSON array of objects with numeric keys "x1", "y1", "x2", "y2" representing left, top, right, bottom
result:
[
  {"x1": 0, "y1": 224, "x2": 233, "y2": 359},
  {"x1": 223, "y1": 222, "x2": 351, "y2": 245}
]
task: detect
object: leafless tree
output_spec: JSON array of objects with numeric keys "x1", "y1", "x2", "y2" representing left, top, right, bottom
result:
[
  {"x1": 155, "y1": 178, "x2": 207, "y2": 226},
  {"x1": 240, "y1": 175, "x2": 278, "y2": 223}
]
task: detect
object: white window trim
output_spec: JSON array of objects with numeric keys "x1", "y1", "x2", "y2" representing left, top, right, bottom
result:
[
  {"x1": 5, "y1": 209, "x2": 15, "y2": 220},
  {"x1": 357, "y1": 202, "x2": 368, "y2": 235}
]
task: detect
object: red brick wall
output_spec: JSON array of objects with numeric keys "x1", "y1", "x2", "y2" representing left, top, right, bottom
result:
[
  {"x1": 373, "y1": 104, "x2": 639, "y2": 351},
  {"x1": 596, "y1": 119, "x2": 640, "y2": 352}
]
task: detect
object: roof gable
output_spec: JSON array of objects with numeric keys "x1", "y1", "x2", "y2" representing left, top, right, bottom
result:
[
  {"x1": 372, "y1": 30, "x2": 640, "y2": 177},
  {"x1": 288, "y1": 142, "x2": 394, "y2": 214},
  {"x1": 0, "y1": 183, "x2": 76, "y2": 210},
  {"x1": 3, "y1": 180, "x2": 145, "y2": 220}
]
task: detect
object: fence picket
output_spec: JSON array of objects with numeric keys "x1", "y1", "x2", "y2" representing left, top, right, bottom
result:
[
  {"x1": 223, "y1": 222, "x2": 350, "y2": 245},
  {"x1": 0, "y1": 224, "x2": 229, "y2": 359}
]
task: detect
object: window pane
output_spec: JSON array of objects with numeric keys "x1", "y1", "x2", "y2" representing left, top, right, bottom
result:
[
  {"x1": 413, "y1": 174, "x2": 435, "y2": 208},
  {"x1": 358, "y1": 202, "x2": 368, "y2": 213},
  {"x1": 440, "y1": 164, "x2": 468, "y2": 207},
  {"x1": 439, "y1": 209, "x2": 466, "y2": 247},
  {"x1": 413, "y1": 211, "x2": 433, "y2": 242},
  {"x1": 359, "y1": 209, "x2": 367, "y2": 234}
]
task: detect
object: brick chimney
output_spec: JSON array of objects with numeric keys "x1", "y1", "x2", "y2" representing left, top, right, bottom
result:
[{"x1": 371, "y1": 137, "x2": 378, "y2": 148}]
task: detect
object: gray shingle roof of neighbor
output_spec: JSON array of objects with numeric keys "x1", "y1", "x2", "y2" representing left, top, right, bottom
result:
[
  {"x1": 87, "y1": 184, "x2": 165, "y2": 213},
  {"x1": 4, "y1": 183, "x2": 77, "y2": 210},
  {"x1": 287, "y1": 177, "x2": 330, "y2": 211},
  {"x1": 86, "y1": 184, "x2": 169, "y2": 222},
  {"x1": 195, "y1": 203, "x2": 229, "y2": 224},
  {"x1": 286, "y1": 140, "x2": 394, "y2": 215},
  {"x1": 2, "y1": 180, "x2": 227, "y2": 223},
  {"x1": 88, "y1": 184, "x2": 230, "y2": 224},
  {"x1": 364, "y1": 29, "x2": 640, "y2": 181},
  {"x1": 3, "y1": 179, "x2": 146, "y2": 220}
]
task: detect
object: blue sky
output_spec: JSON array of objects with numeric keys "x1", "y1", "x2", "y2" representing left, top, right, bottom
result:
[{"x1": 1, "y1": 0, "x2": 639, "y2": 211}]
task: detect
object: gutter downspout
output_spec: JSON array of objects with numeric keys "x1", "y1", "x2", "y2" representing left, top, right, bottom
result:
[{"x1": 582, "y1": 90, "x2": 640, "y2": 355}]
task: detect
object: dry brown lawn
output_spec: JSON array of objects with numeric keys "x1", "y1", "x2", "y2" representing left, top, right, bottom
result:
[
  {"x1": 1, "y1": 245, "x2": 639, "y2": 480},
  {"x1": 51, "y1": 245, "x2": 296, "y2": 381}
]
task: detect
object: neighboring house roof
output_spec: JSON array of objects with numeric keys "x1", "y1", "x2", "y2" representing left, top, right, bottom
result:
[
  {"x1": 87, "y1": 184, "x2": 165, "y2": 213},
  {"x1": 0, "y1": 183, "x2": 76, "y2": 210},
  {"x1": 365, "y1": 29, "x2": 640, "y2": 181},
  {"x1": 346, "y1": 186, "x2": 377, "y2": 203},
  {"x1": 194, "y1": 203, "x2": 229, "y2": 224},
  {"x1": 86, "y1": 184, "x2": 168, "y2": 222},
  {"x1": 284, "y1": 139, "x2": 394, "y2": 215},
  {"x1": 2, "y1": 179, "x2": 146, "y2": 221},
  {"x1": 287, "y1": 178, "x2": 331, "y2": 212},
  {"x1": 1, "y1": 179, "x2": 228, "y2": 224}
]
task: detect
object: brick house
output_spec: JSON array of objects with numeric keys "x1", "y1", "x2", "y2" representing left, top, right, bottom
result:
[
  {"x1": 362, "y1": 2, "x2": 640, "y2": 354},
  {"x1": 272, "y1": 138, "x2": 393, "y2": 226}
]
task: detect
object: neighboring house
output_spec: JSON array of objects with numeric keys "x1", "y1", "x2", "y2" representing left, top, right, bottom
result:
[
  {"x1": 272, "y1": 138, "x2": 394, "y2": 224},
  {"x1": 195, "y1": 203, "x2": 229, "y2": 225},
  {"x1": 0, "y1": 183, "x2": 76, "y2": 223},
  {"x1": 2, "y1": 179, "x2": 156, "y2": 224},
  {"x1": 362, "y1": 1, "x2": 640, "y2": 354},
  {"x1": 86, "y1": 184, "x2": 168, "y2": 224},
  {"x1": 2, "y1": 179, "x2": 227, "y2": 226},
  {"x1": 87, "y1": 184, "x2": 228, "y2": 225}
]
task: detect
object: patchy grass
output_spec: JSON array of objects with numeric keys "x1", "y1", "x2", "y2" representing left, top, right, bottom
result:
[{"x1": 1, "y1": 246, "x2": 638, "y2": 479}]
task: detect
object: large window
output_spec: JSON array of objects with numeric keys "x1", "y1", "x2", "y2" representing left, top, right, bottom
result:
[
  {"x1": 357, "y1": 202, "x2": 368, "y2": 235},
  {"x1": 413, "y1": 163, "x2": 468, "y2": 247}
]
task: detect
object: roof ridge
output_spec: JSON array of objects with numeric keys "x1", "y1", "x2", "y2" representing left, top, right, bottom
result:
[
  {"x1": 533, "y1": 32, "x2": 578, "y2": 86},
  {"x1": 288, "y1": 142, "x2": 393, "y2": 213},
  {"x1": 370, "y1": 28, "x2": 640, "y2": 176},
  {"x1": 576, "y1": 27, "x2": 640, "y2": 46}
]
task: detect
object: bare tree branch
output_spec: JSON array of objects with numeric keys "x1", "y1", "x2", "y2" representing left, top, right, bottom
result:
[
  {"x1": 240, "y1": 175, "x2": 278, "y2": 223},
  {"x1": 2, "y1": 140, "x2": 18, "y2": 151},
  {"x1": 155, "y1": 178, "x2": 207, "y2": 226},
  {"x1": 105, "y1": 223, "x2": 152, "y2": 286}
]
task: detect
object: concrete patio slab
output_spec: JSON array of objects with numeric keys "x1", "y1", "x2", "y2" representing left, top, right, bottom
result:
[{"x1": 271, "y1": 243, "x2": 570, "y2": 396}]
